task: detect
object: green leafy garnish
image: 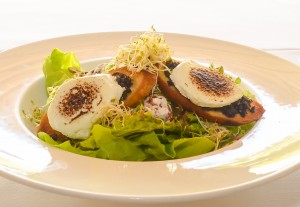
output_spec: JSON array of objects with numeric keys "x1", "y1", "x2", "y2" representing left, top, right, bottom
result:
[
  {"x1": 235, "y1": 77, "x2": 242, "y2": 84},
  {"x1": 43, "y1": 48, "x2": 81, "y2": 90},
  {"x1": 38, "y1": 111, "x2": 253, "y2": 161}
]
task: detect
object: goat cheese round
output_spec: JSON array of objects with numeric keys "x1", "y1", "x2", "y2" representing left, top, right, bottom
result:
[
  {"x1": 169, "y1": 60, "x2": 243, "y2": 108},
  {"x1": 47, "y1": 74, "x2": 124, "y2": 139}
]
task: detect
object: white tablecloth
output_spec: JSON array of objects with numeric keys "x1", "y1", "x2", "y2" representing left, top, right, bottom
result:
[{"x1": 1, "y1": 0, "x2": 300, "y2": 206}]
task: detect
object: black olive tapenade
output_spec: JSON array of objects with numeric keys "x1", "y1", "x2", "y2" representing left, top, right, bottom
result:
[
  {"x1": 203, "y1": 96, "x2": 255, "y2": 118},
  {"x1": 112, "y1": 72, "x2": 133, "y2": 101}
]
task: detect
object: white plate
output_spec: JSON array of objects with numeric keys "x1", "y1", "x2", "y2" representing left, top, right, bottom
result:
[{"x1": 1, "y1": 32, "x2": 300, "y2": 204}]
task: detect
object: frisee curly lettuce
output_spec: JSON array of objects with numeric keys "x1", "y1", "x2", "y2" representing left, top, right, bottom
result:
[{"x1": 107, "y1": 27, "x2": 171, "y2": 74}]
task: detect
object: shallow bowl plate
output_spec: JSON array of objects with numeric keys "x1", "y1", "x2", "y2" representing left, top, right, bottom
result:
[{"x1": 1, "y1": 32, "x2": 300, "y2": 204}]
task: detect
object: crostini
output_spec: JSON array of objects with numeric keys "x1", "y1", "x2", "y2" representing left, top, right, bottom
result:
[{"x1": 158, "y1": 60, "x2": 265, "y2": 125}]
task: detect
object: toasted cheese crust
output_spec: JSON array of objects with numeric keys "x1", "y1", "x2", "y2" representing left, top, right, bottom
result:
[{"x1": 170, "y1": 60, "x2": 243, "y2": 108}]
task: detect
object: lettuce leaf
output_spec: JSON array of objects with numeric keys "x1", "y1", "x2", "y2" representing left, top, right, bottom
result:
[
  {"x1": 38, "y1": 112, "x2": 219, "y2": 161},
  {"x1": 37, "y1": 49, "x2": 254, "y2": 161},
  {"x1": 38, "y1": 132, "x2": 101, "y2": 157},
  {"x1": 111, "y1": 111, "x2": 183, "y2": 138},
  {"x1": 80, "y1": 125, "x2": 147, "y2": 161},
  {"x1": 173, "y1": 137, "x2": 215, "y2": 159},
  {"x1": 132, "y1": 131, "x2": 176, "y2": 160},
  {"x1": 43, "y1": 48, "x2": 80, "y2": 89}
]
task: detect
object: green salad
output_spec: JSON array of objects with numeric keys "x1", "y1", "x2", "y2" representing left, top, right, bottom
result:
[{"x1": 29, "y1": 29, "x2": 257, "y2": 161}]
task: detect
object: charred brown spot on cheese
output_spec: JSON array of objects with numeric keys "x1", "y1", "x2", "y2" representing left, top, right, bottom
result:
[
  {"x1": 189, "y1": 67, "x2": 235, "y2": 98},
  {"x1": 58, "y1": 82, "x2": 101, "y2": 121}
]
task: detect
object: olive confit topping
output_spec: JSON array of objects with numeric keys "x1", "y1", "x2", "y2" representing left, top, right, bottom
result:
[
  {"x1": 204, "y1": 96, "x2": 255, "y2": 118},
  {"x1": 112, "y1": 72, "x2": 132, "y2": 101}
]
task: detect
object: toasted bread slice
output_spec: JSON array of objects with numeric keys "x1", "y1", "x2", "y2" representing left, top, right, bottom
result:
[
  {"x1": 38, "y1": 67, "x2": 157, "y2": 140},
  {"x1": 37, "y1": 113, "x2": 69, "y2": 142},
  {"x1": 109, "y1": 67, "x2": 157, "y2": 107},
  {"x1": 157, "y1": 70, "x2": 265, "y2": 125}
]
